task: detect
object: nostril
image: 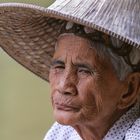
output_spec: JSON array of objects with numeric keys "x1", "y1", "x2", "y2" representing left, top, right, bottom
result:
[
  {"x1": 59, "y1": 79, "x2": 78, "y2": 96},
  {"x1": 63, "y1": 91, "x2": 73, "y2": 95},
  {"x1": 61, "y1": 87, "x2": 78, "y2": 96}
]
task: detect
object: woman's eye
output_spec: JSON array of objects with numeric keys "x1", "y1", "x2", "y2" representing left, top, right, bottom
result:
[
  {"x1": 51, "y1": 64, "x2": 64, "y2": 69},
  {"x1": 78, "y1": 69, "x2": 91, "y2": 75},
  {"x1": 51, "y1": 65, "x2": 65, "y2": 74},
  {"x1": 53, "y1": 65, "x2": 65, "y2": 72},
  {"x1": 55, "y1": 65, "x2": 65, "y2": 69}
]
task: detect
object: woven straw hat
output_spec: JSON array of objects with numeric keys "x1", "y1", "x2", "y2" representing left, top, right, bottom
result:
[{"x1": 0, "y1": 0, "x2": 140, "y2": 81}]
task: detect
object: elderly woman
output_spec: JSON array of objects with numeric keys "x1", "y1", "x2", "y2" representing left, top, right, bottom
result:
[{"x1": 0, "y1": 0, "x2": 140, "y2": 140}]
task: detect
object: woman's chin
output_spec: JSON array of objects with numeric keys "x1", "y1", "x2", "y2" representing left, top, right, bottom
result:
[{"x1": 53, "y1": 108, "x2": 79, "y2": 125}]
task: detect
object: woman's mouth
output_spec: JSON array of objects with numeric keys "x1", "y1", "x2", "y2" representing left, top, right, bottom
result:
[{"x1": 54, "y1": 102, "x2": 80, "y2": 112}]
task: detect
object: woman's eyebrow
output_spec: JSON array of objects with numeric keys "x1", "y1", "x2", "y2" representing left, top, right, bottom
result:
[
  {"x1": 51, "y1": 60, "x2": 97, "y2": 71},
  {"x1": 51, "y1": 59, "x2": 64, "y2": 66},
  {"x1": 75, "y1": 63, "x2": 97, "y2": 72}
]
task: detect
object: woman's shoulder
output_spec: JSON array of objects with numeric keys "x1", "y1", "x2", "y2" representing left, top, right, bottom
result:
[
  {"x1": 43, "y1": 122, "x2": 82, "y2": 140},
  {"x1": 125, "y1": 118, "x2": 140, "y2": 140}
]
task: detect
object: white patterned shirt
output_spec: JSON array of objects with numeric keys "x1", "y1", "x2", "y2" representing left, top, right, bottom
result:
[{"x1": 44, "y1": 103, "x2": 140, "y2": 140}]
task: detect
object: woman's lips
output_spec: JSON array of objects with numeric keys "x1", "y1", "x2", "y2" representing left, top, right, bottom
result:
[{"x1": 54, "y1": 103, "x2": 80, "y2": 112}]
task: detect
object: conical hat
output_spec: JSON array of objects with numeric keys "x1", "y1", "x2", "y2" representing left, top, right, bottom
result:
[{"x1": 0, "y1": 0, "x2": 139, "y2": 81}]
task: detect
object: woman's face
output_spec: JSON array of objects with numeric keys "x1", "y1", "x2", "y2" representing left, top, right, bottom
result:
[{"x1": 49, "y1": 34, "x2": 124, "y2": 126}]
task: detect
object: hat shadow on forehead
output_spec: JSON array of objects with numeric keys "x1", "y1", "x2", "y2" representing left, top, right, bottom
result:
[{"x1": 0, "y1": 0, "x2": 139, "y2": 81}]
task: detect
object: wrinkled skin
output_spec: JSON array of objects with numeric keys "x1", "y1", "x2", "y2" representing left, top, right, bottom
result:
[{"x1": 49, "y1": 34, "x2": 140, "y2": 140}]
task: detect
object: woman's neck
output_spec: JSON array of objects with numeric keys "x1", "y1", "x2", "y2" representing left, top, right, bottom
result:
[{"x1": 72, "y1": 109, "x2": 127, "y2": 140}]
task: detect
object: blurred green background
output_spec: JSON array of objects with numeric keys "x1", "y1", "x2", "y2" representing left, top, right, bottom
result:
[{"x1": 0, "y1": 0, "x2": 55, "y2": 140}]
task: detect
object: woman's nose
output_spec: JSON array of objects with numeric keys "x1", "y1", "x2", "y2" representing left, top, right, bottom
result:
[{"x1": 58, "y1": 71, "x2": 78, "y2": 96}]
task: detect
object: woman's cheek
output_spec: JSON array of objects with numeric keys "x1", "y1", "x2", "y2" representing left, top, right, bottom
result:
[
  {"x1": 49, "y1": 70, "x2": 60, "y2": 87},
  {"x1": 79, "y1": 78, "x2": 102, "y2": 112}
]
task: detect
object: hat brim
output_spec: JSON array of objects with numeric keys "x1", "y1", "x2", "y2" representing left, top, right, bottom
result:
[
  {"x1": 0, "y1": 3, "x2": 67, "y2": 81},
  {"x1": 0, "y1": 2, "x2": 139, "y2": 81}
]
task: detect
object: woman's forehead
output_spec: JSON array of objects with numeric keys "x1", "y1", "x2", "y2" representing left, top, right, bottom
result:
[
  {"x1": 54, "y1": 34, "x2": 95, "y2": 57},
  {"x1": 53, "y1": 34, "x2": 108, "y2": 70},
  {"x1": 56, "y1": 33, "x2": 91, "y2": 47}
]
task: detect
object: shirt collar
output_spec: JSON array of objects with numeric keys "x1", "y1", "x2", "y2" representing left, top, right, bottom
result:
[{"x1": 103, "y1": 103, "x2": 140, "y2": 140}]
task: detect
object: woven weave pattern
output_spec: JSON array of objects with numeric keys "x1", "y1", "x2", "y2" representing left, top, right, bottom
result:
[
  {"x1": 49, "y1": 0, "x2": 140, "y2": 47},
  {"x1": 0, "y1": 8, "x2": 64, "y2": 81}
]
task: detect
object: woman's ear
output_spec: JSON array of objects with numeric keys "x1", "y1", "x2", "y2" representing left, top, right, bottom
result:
[{"x1": 117, "y1": 72, "x2": 140, "y2": 109}]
